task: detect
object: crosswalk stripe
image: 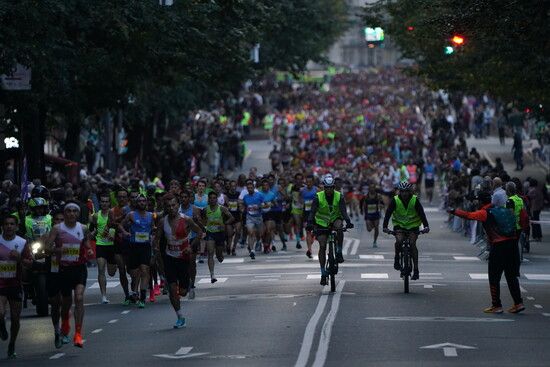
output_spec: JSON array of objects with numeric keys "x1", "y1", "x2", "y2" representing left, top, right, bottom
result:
[
  {"x1": 350, "y1": 239, "x2": 360, "y2": 255},
  {"x1": 361, "y1": 273, "x2": 389, "y2": 279},
  {"x1": 342, "y1": 238, "x2": 352, "y2": 255},
  {"x1": 198, "y1": 277, "x2": 228, "y2": 284},
  {"x1": 469, "y1": 273, "x2": 488, "y2": 280},
  {"x1": 453, "y1": 256, "x2": 480, "y2": 261},
  {"x1": 359, "y1": 255, "x2": 384, "y2": 260},
  {"x1": 307, "y1": 274, "x2": 321, "y2": 279},
  {"x1": 220, "y1": 258, "x2": 245, "y2": 264},
  {"x1": 524, "y1": 274, "x2": 550, "y2": 280}
]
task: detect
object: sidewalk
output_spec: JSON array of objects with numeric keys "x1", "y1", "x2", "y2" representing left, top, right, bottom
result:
[{"x1": 467, "y1": 136, "x2": 547, "y2": 182}]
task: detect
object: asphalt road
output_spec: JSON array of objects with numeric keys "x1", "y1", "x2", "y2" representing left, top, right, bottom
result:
[{"x1": 4, "y1": 140, "x2": 550, "y2": 366}]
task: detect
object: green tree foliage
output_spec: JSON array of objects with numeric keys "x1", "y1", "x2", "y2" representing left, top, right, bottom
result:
[{"x1": 365, "y1": 0, "x2": 550, "y2": 106}]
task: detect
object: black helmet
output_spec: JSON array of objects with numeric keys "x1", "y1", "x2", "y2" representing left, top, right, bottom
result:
[{"x1": 31, "y1": 185, "x2": 50, "y2": 200}]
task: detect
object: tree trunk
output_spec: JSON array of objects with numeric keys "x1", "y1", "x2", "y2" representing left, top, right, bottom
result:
[{"x1": 64, "y1": 114, "x2": 81, "y2": 162}]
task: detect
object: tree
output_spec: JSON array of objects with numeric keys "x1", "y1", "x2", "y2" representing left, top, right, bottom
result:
[{"x1": 364, "y1": 0, "x2": 550, "y2": 108}]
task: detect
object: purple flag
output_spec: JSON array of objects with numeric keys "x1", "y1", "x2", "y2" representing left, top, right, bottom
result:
[{"x1": 20, "y1": 156, "x2": 28, "y2": 201}]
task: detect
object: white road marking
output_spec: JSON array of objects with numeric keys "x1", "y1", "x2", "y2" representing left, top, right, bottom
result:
[
  {"x1": 424, "y1": 285, "x2": 433, "y2": 289},
  {"x1": 527, "y1": 296, "x2": 535, "y2": 301},
  {"x1": 294, "y1": 293, "x2": 329, "y2": 367},
  {"x1": 176, "y1": 347, "x2": 194, "y2": 355},
  {"x1": 50, "y1": 353, "x2": 65, "y2": 359},
  {"x1": 108, "y1": 319, "x2": 118, "y2": 324},
  {"x1": 423, "y1": 207, "x2": 440, "y2": 212},
  {"x1": 88, "y1": 281, "x2": 120, "y2": 289},
  {"x1": 367, "y1": 316, "x2": 513, "y2": 322},
  {"x1": 542, "y1": 313, "x2": 550, "y2": 317},
  {"x1": 251, "y1": 278, "x2": 279, "y2": 282},
  {"x1": 453, "y1": 256, "x2": 480, "y2": 261},
  {"x1": 444, "y1": 347, "x2": 458, "y2": 357},
  {"x1": 350, "y1": 239, "x2": 360, "y2": 255},
  {"x1": 312, "y1": 281, "x2": 346, "y2": 367},
  {"x1": 420, "y1": 342, "x2": 476, "y2": 358},
  {"x1": 91, "y1": 329, "x2": 103, "y2": 334},
  {"x1": 265, "y1": 259, "x2": 291, "y2": 262},
  {"x1": 469, "y1": 273, "x2": 488, "y2": 280},
  {"x1": 198, "y1": 277, "x2": 228, "y2": 284},
  {"x1": 534, "y1": 304, "x2": 543, "y2": 309},
  {"x1": 255, "y1": 274, "x2": 281, "y2": 278},
  {"x1": 361, "y1": 273, "x2": 389, "y2": 279},
  {"x1": 307, "y1": 274, "x2": 321, "y2": 279},
  {"x1": 121, "y1": 310, "x2": 131, "y2": 314},
  {"x1": 520, "y1": 286, "x2": 528, "y2": 293},
  {"x1": 359, "y1": 255, "x2": 384, "y2": 260},
  {"x1": 525, "y1": 274, "x2": 550, "y2": 281},
  {"x1": 220, "y1": 258, "x2": 244, "y2": 264}
]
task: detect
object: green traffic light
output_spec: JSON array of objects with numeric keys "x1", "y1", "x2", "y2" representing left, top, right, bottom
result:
[{"x1": 444, "y1": 46, "x2": 454, "y2": 55}]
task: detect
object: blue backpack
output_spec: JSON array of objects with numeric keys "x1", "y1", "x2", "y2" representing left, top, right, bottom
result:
[{"x1": 488, "y1": 206, "x2": 516, "y2": 237}]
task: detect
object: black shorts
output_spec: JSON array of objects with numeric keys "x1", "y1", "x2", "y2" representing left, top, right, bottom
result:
[
  {"x1": 114, "y1": 237, "x2": 130, "y2": 256},
  {"x1": 365, "y1": 213, "x2": 381, "y2": 222},
  {"x1": 96, "y1": 245, "x2": 116, "y2": 264},
  {"x1": 47, "y1": 272, "x2": 63, "y2": 298},
  {"x1": 59, "y1": 265, "x2": 88, "y2": 297},
  {"x1": 163, "y1": 255, "x2": 190, "y2": 288},
  {"x1": 262, "y1": 212, "x2": 276, "y2": 223},
  {"x1": 205, "y1": 232, "x2": 225, "y2": 247},
  {"x1": 229, "y1": 211, "x2": 241, "y2": 222},
  {"x1": 425, "y1": 179, "x2": 435, "y2": 188},
  {"x1": 282, "y1": 210, "x2": 292, "y2": 223},
  {"x1": 0, "y1": 286, "x2": 22, "y2": 302},
  {"x1": 128, "y1": 243, "x2": 152, "y2": 269}
]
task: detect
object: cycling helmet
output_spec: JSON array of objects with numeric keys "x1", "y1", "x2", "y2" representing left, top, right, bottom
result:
[
  {"x1": 397, "y1": 182, "x2": 413, "y2": 191},
  {"x1": 322, "y1": 175, "x2": 335, "y2": 187},
  {"x1": 31, "y1": 185, "x2": 50, "y2": 200},
  {"x1": 28, "y1": 197, "x2": 49, "y2": 208}
]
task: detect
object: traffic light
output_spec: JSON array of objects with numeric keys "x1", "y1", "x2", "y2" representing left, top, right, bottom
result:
[
  {"x1": 444, "y1": 46, "x2": 454, "y2": 55},
  {"x1": 451, "y1": 35, "x2": 465, "y2": 46}
]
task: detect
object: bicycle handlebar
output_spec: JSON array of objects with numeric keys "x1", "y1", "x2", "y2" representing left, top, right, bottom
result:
[{"x1": 387, "y1": 229, "x2": 427, "y2": 236}]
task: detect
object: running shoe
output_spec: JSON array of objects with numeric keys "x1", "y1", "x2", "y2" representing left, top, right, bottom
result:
[
  {"x1": 393, "y1": 257, "x2": 400, "y2": 270},
  {"x1": 55, "y1": 332, "x2": 62, "y2": 349},
  {"x1": 211, "y1": 278, "x2": 218, "y2": 284},
  {"x1": 198, "y1": 255, "x2": 204, "y2": 264},
  {"x1": 255, "y1": 241, "x2": 262, "y2": 252},
  {"x1": 137, "y1": 301, "x2": 145, "y2": 309},
  {"x1": 149, "y1": 290, "x2": 156, "y2": 303},
  {"x1": 7, "y1": 349, "x2": 16, "y2": 359},
  {"x1": 373, "y1": 242, "x2": 378, "y2": 248},
  {"x1": 336, "y1": 252, "x2": 344, "y2": 263},
  {"x1": 73, "y1": 333, "x2": 84, "y2": 348},
  {"x1": 271, "y1": 245, "x2": 277, "y2": 252},
  {"x1": 101, "y1": 296, "x2": 109, "y2": 304},
  {"x1": 411, "y1": 271, "x2": 419, "y2": 280},
  {"x1": 188, "y1": 287, "x2": 196, "y2": 300},
  {"x1": 508, "y1": 303, "x2": 525, "y2": 314},
  {"x1": 61, "y1": 334, "x2": 70, "y2": 345},
  {"x1": 296, "y1": 242, "x2": 302, "y2": 249},
  {"x1": 306, "y1": 250, "x2": 312, "y2": 259},
  {"x1": 173, "y1": 317, "x2": 187, "y2": 329},
  {"x1": 250, "y1": 251, "x2": 255, "y2": 260},
  {"x1": 231, "y1": 249, "x2": 236, "y2": 256},
  {"x1": 483, "y1": 306, "x2": 503, "y2": 314},
  {"x1": 320, "y1": 275, "x2": 328, "y2": 286},
  {"x1": 281, "y1": 244, "x2": 288, "y2": 251},
  {"x1": 123, "y1": 298, "x2": 131, "y2": 306},
  {"x1": 154, "y1": 284, "x2": 161, "y2": 296}
]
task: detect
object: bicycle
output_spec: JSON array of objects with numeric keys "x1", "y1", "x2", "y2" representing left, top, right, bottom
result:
[
  {"x1": 314, "y1": 226, "x2": 348, "y2": 292},
  {"x1": 519, "y1": 231, "x2": 530, "y2": 262},
  {"x1": 388, "y1": 229, "x2": 426, "y2": 293}
]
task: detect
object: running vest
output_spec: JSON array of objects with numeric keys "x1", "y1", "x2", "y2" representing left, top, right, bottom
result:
[
  {"x1": 407, "y1": 165, "x2": 418, "y2": 184},
  {"x1": 25, "y1": 215, "x2": 52, "y2": 240},
  {"x1": 205, "y1": 206, "x2": 224, "y2": 233},
  {"x1": 226, "y1": 192, "x2": 240, "y2": 213},
  {"x1": 0, "y1": 234, "x2": 26, "y2": 287},
  {"x1": 509, "y1": 194, "x2": 524, "y2": 230},
  {"x1": 130, "y1": 211, "x2": 153, "y2": 244},
  {"x1": 55, "y1": 222, "x2": 86, "y2": 266},
  {"x1": 96, "y1": 211, "x2": 114, "y2": 246},
  {"x1": 193, "y1": 193, "x2": 207, "y2": 209},
  {"x1": 314, "y1": 191, "x2": 342, "y2": 227},
  {"x1": 301, "y1": 187, "x2": 318, "y2": 212},
  {"x1": 392, "y1": 195, "x2": 422, "y2": 229},
  {"x1": 364, "y1": 195, "x2": 381, "y2": 216},
  {"x1": 291, "y1": 187, "x2": 303, "y2": 215},
  {"x1": 163, "y1": 214, "x2": 190, "y2": 259}
]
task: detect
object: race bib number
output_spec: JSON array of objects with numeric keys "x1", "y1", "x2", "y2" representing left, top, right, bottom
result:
[
  {"x1": 228, "y1": 201, "x2": 238, "y2": 211},
  {"x1": 304, "y1": 200, "x2": 313, "y2": 211},
  {"x1": 367, "y1": 204, "x2": 378, "y2": 213},
  {"x1": 61, "y1": 243, "x2": 81, "y2": 262},
  {"x1": 0, "y1": 260, "x2": 16, "y2": 278},
  {"x1": 426, "y1": 172, "x2": 434, "y2": 180},
  {"x1": 247, "y1": 205, "x2": 260, "y2": 216},
  {"x1": 134, "y1": 232, "x2": 150, "y2": 243},
  {"x1": 50, "y1": 258, "x2": 59, "y2": 273},
  {"x1": 261, "y1": 202, "x2": 271, "y2": 213}
]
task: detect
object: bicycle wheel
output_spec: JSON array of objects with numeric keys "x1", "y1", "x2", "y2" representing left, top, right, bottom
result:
[
  {"x1": 403, "y1": 250, "x2": 410, "y2": 294},
  {"x1": 328, "y1": 239, "x2": 336, "y2": 292}
]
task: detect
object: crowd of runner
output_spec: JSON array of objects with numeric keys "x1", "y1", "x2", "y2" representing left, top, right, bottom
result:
[{"x1": 0, "y1": 67, "x2": 547, "y2": 358}]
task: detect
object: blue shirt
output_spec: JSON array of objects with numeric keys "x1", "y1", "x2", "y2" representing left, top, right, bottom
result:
[
  {"x1": 301, "y1": 187, "x2": 318, "y2": 212},
  {"x1": 130, "y1": 211, "x2": 153, "y2": 244},
  {"x1": 243, "y1": 192, "x2": 263, "y2": 217},
  {"x1": 259, "y1": 190, "x2": 277, "y2": 213}
]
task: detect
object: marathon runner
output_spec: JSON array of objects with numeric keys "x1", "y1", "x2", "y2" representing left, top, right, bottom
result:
[
  {"x1": 200, "y1": 191, "x2": 235, "y2": 282},
  {"x1": 111, "y1": 188, "x2": 132, "y2": 304},
  {"x1": 46, "y1": 201, "x2": 94, "y2": 348},
  {"x1": 290, "y1": 173, "x2": 304, "y2": 249},
  {"x1": 0, "y1": 214, "x2": 31, "y2": 359},
  {"x1": 300, "y1": 175, "x2": 318, "y2": 258},
  {"x1": 89, "y1": 192, "x2": 117, "y2": 304},
  {"x1": 361, "y1": 184, "x2": 385, "y2": 248},
  {"x1": 119, "y1": 194, "x2": 154, "y2": 308},
  {"x1": 225, "y1": 180, "x2": 241, "y2": 256},
  {"x1": 240, "y1": 180, "x2": 264, "y2": 260},
  {"x1": 155, "y1": 193, "x2": 203, "y2": 328},
  {"x1": 259, "y1": 179, "x2": 277, "y2": 253},
  {"x1": 178, "y1": 190, "x2": 200, "y2": 299}
]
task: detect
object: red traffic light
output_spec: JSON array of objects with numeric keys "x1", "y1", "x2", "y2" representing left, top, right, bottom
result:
[
  {"x1": 451, "y1": 35, "x2": 465, "y2": 45},
  {"x1": 407, "y1": 26, "x2": 414, "y2": 31}
]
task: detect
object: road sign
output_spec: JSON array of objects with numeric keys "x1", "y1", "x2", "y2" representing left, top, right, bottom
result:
[
  {"x1": 154, "y1": 346, "x2": 209, "y2": 360},
  {"x1": 420, "y1": 342, "x2": 476, "y2": 357},
  {"x1": 1, "y1": 64, "x2": 31, "y2": 90}
]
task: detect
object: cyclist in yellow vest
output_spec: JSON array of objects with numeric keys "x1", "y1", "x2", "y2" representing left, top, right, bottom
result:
[
  {"x1": 200, "y1": 191, "x2": 234, "y2": 283},
  {"x1": 382, "y1": 182, "x2": 430, "y2": 280},
  {"x1": 306, "y1": 175, "x2": 353, "y2": 286},
  {"x1": 505, "y1": 182, "x2": 525, "y2": 232}
]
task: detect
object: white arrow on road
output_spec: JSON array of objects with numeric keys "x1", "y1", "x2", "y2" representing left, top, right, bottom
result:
[
  {"x1": 154, "y1": 346, "x2": 209, "y2": 359},
  {"x1": 411, "y1": 283, "x2": 447, "y2": 289},
  {"x1": 420, "y1": 342, "x2": 477, "y2": 357}
]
